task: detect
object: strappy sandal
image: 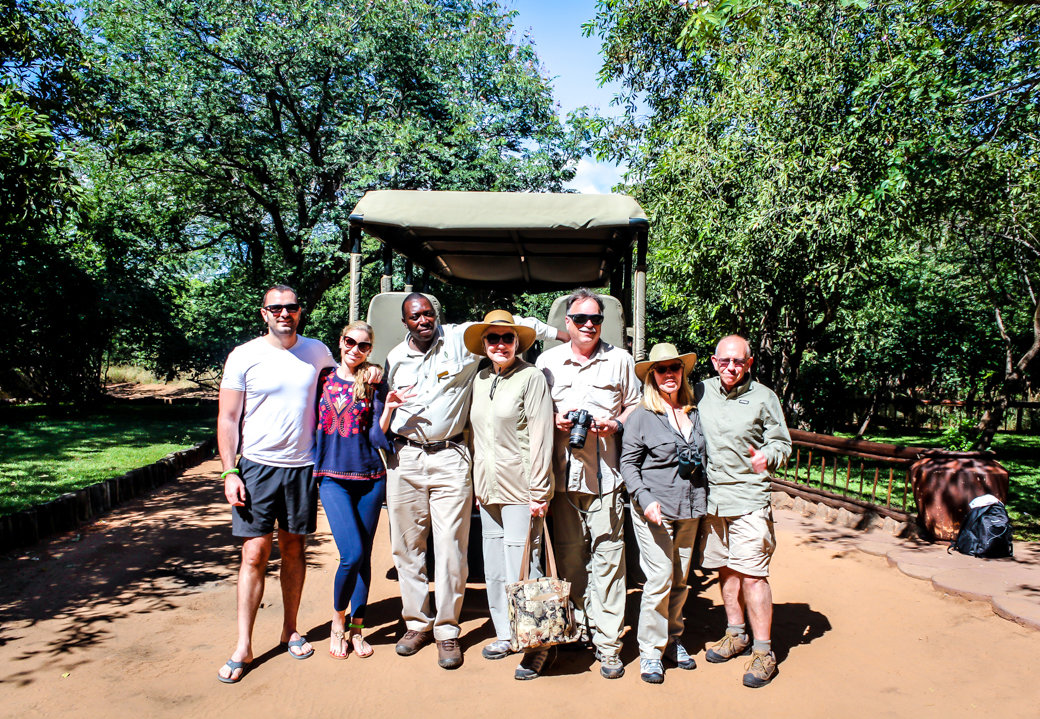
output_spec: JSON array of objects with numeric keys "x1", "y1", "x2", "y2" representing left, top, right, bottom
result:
[
  {"x1": 329, "y1": 629, "x2": 349, "y2": 660},
  {"x1": 349, "y1": 622, "x2": 373, "y2": 658}
]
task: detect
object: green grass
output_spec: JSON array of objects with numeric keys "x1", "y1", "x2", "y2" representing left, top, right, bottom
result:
[
  {"x1": 0, "y1": 402, "x2": 216, "y2": 516},
  {"x1": 852, "y1": 431, "x2": 1039, "y2": 542}
]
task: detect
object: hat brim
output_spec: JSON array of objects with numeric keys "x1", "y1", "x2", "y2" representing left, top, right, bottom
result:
[
  {"x1": 463, "y1": 322, "x2": 537, "y2": 356},
  {"x1": 635, "y1": 352, "x2": 698, "y2": 382}
]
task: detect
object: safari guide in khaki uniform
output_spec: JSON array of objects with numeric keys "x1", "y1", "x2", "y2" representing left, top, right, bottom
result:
[{"x1": 695, "y1": 334, "x2": 791, "y2": 688}]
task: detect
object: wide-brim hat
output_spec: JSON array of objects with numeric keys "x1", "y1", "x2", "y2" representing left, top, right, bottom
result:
[
  {"x1": 463, "y1": 310, "x2": 537, "y2": 356},
  {"x1": 634, "y1": 342, "x2": 698, "y2": 381}
]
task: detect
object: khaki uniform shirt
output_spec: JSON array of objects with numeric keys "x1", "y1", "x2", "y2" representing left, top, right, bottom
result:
[
  {"x1": 535, "y1": 341, "x2": 640, "y2": 494},
  {"x1": 386, "y1": 318, "x2": 556, "y2": 442},
  {"x1": 469, "y1": 360, "x2": 553, "y2": 506},
  {"x1": 695, "y1": 376, "x2": 792, "y2": 516}
]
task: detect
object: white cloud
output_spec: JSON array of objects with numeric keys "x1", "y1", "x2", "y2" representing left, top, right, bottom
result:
[{"x1": 565, "y1": 158, "x2": 628, "y2": 195}]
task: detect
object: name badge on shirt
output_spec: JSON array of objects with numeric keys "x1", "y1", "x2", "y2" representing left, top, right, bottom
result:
[{"x1": 739, "y1": 399, "x2": 750, "y2": 404}]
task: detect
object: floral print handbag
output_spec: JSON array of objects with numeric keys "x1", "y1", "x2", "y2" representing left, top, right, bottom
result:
[{"x1": 506, "y1": 522, "x2": 580, "y2": 652}]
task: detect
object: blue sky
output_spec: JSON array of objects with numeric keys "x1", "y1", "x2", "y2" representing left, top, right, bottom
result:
[{"x1": 506, "y1": 0, "x2": 629, "y2": 194}]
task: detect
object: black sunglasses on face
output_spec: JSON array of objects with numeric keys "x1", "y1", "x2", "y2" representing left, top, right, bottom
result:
[
  {"x1": 264, "y1": 303, "x2": 301, "y2": 314},
  {"x1": 483, "y1": 332, "x2": 516, "y2": 345},
  {"x1": 567, "y1": 313, "x2": 604, "y2": 326},
  {"x1": 653, "y1": 362, "x2": 684, "y2": 375},
  {"x1": 341, "y1": 336, "x2": 372, "y2": 352}
]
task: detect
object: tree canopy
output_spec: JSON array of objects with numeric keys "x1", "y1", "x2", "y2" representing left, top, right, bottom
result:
[{"x1": 585, "y1": 0, "x2": 1040, "y2": 444}]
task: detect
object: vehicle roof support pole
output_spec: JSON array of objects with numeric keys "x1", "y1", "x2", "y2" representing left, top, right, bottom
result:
[
  {"x1": 380, "y1": 244, "x2": 393, "y2": 293},
  {"x1": 404, "y1": 260, "x2": 414, "y2": 292},
  {"x1": 349, "y1": 226, "x2": 362, "y2": 323},
  {"x1": 634, "y1": 231, "x2": 647, "y2": 361}
]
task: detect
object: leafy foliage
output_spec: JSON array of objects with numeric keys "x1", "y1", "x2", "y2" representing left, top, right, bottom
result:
[{"x1": 586, "y1": 0, "x2": 1040, "y2": 443}]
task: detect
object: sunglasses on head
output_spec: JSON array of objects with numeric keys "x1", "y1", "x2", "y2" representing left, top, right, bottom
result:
[
  {"x1": 483, "y1": 332, "x2": 516, "y2": 345},
  {"x1": 341, "y1": 336, "x2": 372, "y2": 352},
  {"x1": 653, "y1": 362, "x2": 684, "y2": 375},
  {"x1": 263, "y1": 303, "x2": 301, "y2": 314},
  {"x1": 567, "y1": 313, "x2": 604, "y2": 326}
]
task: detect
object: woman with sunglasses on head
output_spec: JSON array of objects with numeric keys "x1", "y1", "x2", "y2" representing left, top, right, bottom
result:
[
  {"x1": 463, "y1": 310, "x2": 555, "y2": 680},
  {"x1": 313, "y1": 321, "x2": 411, "y2": 660},
  {"x1": 620, "y1": 343, "x2": 707, "y2": 685}
]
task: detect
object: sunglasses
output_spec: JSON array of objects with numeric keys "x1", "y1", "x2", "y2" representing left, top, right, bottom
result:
[
  {"x1": 263, "y1": 303, "x2": 301, "y2": 314},
  {"x1": 483, "y1": 332, "x2": 516, "y2": 345},
  {"x1": 714, "y1": 357, "x2": 748, "y2": 368},
  {"x1": 341, "y1": 336, "x2": 373, "y2": 352},
  {"x1": 653, "y1": 362, "x2": 684, "y2": 375},
  {"x1": 567, "y1": 313, "x2": 604, "y2": 326}
]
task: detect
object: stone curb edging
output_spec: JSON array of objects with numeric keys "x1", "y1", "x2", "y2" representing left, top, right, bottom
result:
[
  {"x1": 770, "y1": 486, "x2": 916, "y2": 537},
  {"x1": 0, "y1": 438, "x2": 216, "y2": 554}
]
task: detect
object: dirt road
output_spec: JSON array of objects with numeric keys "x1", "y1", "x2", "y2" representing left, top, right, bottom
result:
[{"x1": 2, "y1": 458, "x2": 1036, "y2": 718}]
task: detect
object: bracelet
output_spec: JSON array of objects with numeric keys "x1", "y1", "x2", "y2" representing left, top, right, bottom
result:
[
  {"x1": 220, "y1": 468, "x2": 241, "y2": 480},
  {"x1": 614, "y1": 418, "x2": 624, "y2": 433}
]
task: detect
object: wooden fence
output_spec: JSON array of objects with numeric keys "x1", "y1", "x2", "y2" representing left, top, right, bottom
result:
[{"x1": 774, "y1": 430, "x2": 927, "y2": 522}]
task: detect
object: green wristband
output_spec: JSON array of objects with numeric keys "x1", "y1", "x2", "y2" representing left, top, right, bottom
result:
[{"x1": 221, "y1": 468, "x2": 241, "y2": 480}]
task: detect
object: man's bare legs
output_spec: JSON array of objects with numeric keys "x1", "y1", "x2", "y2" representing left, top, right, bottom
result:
[
  {"x1": 718, "y1": 566, "x2": 771, "y2": 640},
  {"x1": 218, "y1": 534, "x2": 273, "y2": 681},
  {"x1": 277, "y1": 529, "x2": 312, "y2": 656}
]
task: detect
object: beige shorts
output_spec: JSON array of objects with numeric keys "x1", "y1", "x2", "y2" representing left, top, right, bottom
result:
[{"x1": 700, "y1": 507, "x2": 776, "y2": 577}]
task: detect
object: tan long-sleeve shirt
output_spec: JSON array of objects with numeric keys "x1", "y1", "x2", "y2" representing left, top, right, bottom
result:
[{"x1": 469, "y1": 359, "x2": 554, "y2": 506}]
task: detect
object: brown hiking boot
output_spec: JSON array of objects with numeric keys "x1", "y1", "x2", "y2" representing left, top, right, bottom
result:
[
  {"x1": 395, "y1": 630, "x2": 431, "y2": 656},
  {"x1": 742, "y1": 649, "x2": 777, "y2": 688},
  {"x1": 436, "y1": 638, "x2": 463, "y2": 669},
  {"x1": 705, "y1": 630, "x2": 751, "y2": 663}
]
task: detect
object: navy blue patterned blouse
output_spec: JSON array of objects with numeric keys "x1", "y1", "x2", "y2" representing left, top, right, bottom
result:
[{"x1": 313, "y1": 371, "x2": 393, "y2": 481}]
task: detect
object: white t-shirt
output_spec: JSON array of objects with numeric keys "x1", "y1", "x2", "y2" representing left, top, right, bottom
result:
[{"x1": 220, "y1": 335, "x2": 336, "y2": 467}]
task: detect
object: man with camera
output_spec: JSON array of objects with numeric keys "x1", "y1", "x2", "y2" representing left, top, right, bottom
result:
[
  {"x1": 695, "y1": 334, "x2": 791, "y2": 688},
  {"x1": 535, "y1": 289, "x2": 640, "y2": 679}
]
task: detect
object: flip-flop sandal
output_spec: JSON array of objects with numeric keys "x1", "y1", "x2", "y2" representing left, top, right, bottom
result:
[
  {"x1": 350, "y1": 633, "x2": 374, "y2": 659},
  {"x1": 217, "y1": 659, "x2": 248, "y2": 684},
  {"x1": 349, "y1": 622, "x2": 373, "y2": 659},
  {"x1": 283, "y1": 637, "x2": 314, "y2": 660},
  {"x1": 329, "y1": 630, "x2": 349, "y2": 660}
]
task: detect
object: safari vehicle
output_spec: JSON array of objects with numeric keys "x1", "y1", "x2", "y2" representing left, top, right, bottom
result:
[{"x1": 344, "y1": 190, "x2": 650, "y2": 362}]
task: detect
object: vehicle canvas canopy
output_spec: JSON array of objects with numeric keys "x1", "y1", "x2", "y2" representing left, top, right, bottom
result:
[{"x1": 345, "y1": 190, "x2": 651, "y2": 363}]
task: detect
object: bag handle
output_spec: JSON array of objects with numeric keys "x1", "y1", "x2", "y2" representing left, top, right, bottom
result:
[{"x1": 517, "y1": 519, "x2": 558, "y2": 582}]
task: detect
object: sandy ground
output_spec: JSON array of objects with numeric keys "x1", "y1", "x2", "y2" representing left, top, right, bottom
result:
[{"x1": 2, "y1": 458, "x2": 1037, "y2": 719}]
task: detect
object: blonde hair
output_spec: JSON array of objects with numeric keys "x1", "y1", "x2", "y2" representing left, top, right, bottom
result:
[
  {"x1": 641, "y1": 363, "x2": 695, "y2": 415},
  {"x1": 340, "y1": 321, "x2": 377, "y2": 401}
]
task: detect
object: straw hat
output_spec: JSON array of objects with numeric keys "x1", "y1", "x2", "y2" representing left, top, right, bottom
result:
[
  {"x1": 463, "y1": 310, "x2": 537, "y2": 356},
  {"x1": 634, "y1": 342, "x2": 698, "y2": 381}
]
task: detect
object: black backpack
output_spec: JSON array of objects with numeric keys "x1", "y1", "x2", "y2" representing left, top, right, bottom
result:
[{"x1": 951, "y1": 502, "x2": 1014, "y2": 558}]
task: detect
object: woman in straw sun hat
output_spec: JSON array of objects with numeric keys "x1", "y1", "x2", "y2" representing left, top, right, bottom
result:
[
  {"x1": 620, "y1": 342, "x2": 707, "y2": 685},
  {"x1": 463, "y1": 310, "x2": 555, "y2": 680}
]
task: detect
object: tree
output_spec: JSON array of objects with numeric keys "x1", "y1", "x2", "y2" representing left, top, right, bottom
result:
[
  {"x1": 585, "y1": 1, "x2": 1040, "y2": 443},
  {"x1": 83, "y1": 0, "x2": 578, "y2": 322}
]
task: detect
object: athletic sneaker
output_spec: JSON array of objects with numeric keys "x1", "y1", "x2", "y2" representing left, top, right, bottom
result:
[
  {"x1": 664, "y1": 641, "x2": 696, "y2": 670},
  {"x1": 481, "y1": 639, "x2": 514, "y2": 660},
  {"x1": 742, "y1": 649, "x2": 777, "y2": 688},
  {"x1": 599, "y1": 653, "x2": 625, "y2": 679},
  {"x1": 514, "y1": 648, "x2": 555, "y2": 680},
  {"x1": 639, "y1": 658, "x2": 664, "y2": 684},
  {"x1": 705, "y1": 630, "x2": 751, "y2": 663}
]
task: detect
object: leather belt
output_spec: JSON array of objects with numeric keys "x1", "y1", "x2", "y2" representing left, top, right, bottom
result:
[{"x1": 394, "y1": 434, "x2": 464, "y2": 452}]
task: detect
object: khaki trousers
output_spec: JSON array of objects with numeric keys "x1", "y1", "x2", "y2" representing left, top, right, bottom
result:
[
  {"x1": 551, "y1": 489, "x2": 627, "y2": 657},
  {"x1": 630, "y1": 502, "x2": 700, "y2": 660},
  {"x1": 386, "y1": 443, "x2": 472, "y2": 641}
]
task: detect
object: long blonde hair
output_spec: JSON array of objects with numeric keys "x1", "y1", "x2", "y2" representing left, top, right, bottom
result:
[
  {"x1": 641, "y1": 363, "x2": 695, "y2": 415},
  {"x1": 340, "y1": 321, "x2": 377, "y2": 402}
]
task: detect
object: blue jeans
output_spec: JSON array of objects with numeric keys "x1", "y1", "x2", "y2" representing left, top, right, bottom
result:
[{"x1": 319, "y1": 477, "x2": 386, "y2": 617}]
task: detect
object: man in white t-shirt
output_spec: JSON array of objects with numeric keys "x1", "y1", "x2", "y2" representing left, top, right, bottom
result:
[{"x1": 215, "y1": 284, "x2": 336, "y2": 684}]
